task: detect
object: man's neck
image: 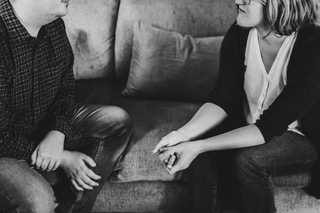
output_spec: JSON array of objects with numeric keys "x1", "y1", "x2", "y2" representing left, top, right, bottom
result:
[{"x1": 9, "y1": 0, "x2": 43, "y2": 37}]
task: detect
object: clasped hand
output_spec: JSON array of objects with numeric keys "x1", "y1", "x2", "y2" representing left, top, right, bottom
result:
[
  {"x1": 153, "y1": 131, "x2": 200, "y2": 175},
  {"x1": 60, "y1": 150, "x2": 101, "y2": 191},
  {"x1": 30, "y1": 130, "x2": 101, "y2": 191},
  {"x1": 31, "y1": 130, "x2": 64, "y2": 172}
]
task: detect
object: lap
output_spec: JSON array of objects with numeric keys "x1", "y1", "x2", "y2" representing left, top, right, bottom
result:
[
  {"x1": 199, "y1": 119, "x2": 318, "y2": 176},
  {"x1": 0, "y1": 158, "x2": 56, "y2": 212},
  {"x1": 69, "y1": 103, "x2": 131, "y2": 141},
  {"x1": 235, "y1": 131, "x2": 318, "y2": 176}
]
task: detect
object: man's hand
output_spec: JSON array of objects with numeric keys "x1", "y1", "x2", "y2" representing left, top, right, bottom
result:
[
  {"x1": 158, "y1": 141, "x2": 201, "y2": 175},
  {"x1": 152, "y1": 130, "x2": 190, "y2": 154},
  {"x1": 60, "y1": 150, "x2": 101, "y2": 191},
  {"x1": 31, "y1": 130, "x2": 65, "y2": 171}
]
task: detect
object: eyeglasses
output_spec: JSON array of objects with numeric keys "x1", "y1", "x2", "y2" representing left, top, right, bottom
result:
[{"x1": 236, "y1": 0, "x2": 266, "y2": 5}]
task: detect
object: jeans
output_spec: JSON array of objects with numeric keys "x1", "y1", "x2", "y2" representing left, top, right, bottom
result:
[
  {"x1": 0, "y1": 104, "x2": 133, "y2": 213},
  {"x1": 187, "y1": 119, "x2": 318, "y2": 213}
]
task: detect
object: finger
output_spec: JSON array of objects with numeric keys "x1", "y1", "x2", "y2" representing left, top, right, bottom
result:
[
  {"x1": 85, "y1": 168, "x2": 101, "y2": 180},
  {"x1": 82, "y1": 155, "x2": 96, "y2": 168},
  {"x1": 167, "y1": 155, "x2": 176, "y2": 168},
  {"x1": 71, "y1": 179, "x2": 84, "y2": 191},
  {"x1": 152, "y1": 139, "x2": 168, "y2": 154},
  {"x1": 164, "y1": 157, "x2": 169, "y2": 163},
  {"x1": 81, "y1": 174, "x2": 99, "y2": 187},
  {"x1": 169, "y1": 162, "x2": 186, "y2": 175},
  {"x1": 31, "y1": 147, "x2": 38, "y2": 165},
  {"x1": 40, "y1": 158, "x2": 50, "y2": 171},
  {"x1": 35, "y1": 156, "x2": 44, "y2": 170},
  {"x1": 158, "y1": 149, "x2": 174, "y2": 162},
  {"x1": 163, "y1": 154, "x2": 173, "y2": 164},
  {"x1": 46, "y1": 160, "x2": 56, "y2": 172},
  {"x1": 76, "y1": 178, "x2": 93, "y2": 190},
  {"x1": 52, "y1": 159, "x2": 61, "y2": 171}
]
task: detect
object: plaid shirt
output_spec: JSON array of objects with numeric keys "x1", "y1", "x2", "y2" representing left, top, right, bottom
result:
[{"x1": 0, "y1": 0, "x2": 75, "y2": 160}]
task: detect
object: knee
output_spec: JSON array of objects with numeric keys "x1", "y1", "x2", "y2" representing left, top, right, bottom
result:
[
  {"x1": 5, "y1": 184, "x2": 57, "y2": 213},
  {"x1": 0, "y1": 159, "x2": 56, "y2": 213},
  {"x1": 23, "y1": 184, "x2": 56, "y2": 213},
  {"x1": 235, "y1": 149, "x2": 268, "y2": 181},
  {"x1": 97, "y1": 106, "x2": 133, "y2": 134}
]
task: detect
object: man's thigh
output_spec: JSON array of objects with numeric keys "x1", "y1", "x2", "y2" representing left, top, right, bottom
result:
[
  {"x1": 70, "y1": 103, "x2": 132, "y2": 140},
  {"x1": 0, "y1": 158, "x2": 56, "y2": 213}
]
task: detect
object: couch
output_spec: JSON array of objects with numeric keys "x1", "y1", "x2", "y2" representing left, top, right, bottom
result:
[{"x1": 60, "y1": 0, "x2": 320, "y2": 212}]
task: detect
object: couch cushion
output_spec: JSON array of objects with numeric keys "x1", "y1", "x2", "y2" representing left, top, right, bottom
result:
[
  {"x1": 63, "y1": 0, "x2": 119, "y2": 79},
  {"x1": 123, "y1": 21, "x2": 222, "y2": 102},
  {"x1": 112, "y1": 81, "x2": 202, "y2": 182},
  {"x1": 92, "y1": 181, "x2": 188, "y2": 212},
  {"x1": 114, "y1": 0, "x2": 237, "y2": 79}
]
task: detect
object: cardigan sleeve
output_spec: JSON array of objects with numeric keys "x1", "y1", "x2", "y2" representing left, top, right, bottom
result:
[
  {"x1": 255, "y1": 25, "x2": 320, "y2": 142},
  {"x1": 208, "y1": 23, "x2": 247, "y2": 117}
]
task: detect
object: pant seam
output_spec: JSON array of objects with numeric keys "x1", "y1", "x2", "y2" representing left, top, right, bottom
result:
[
  {"x1": 0, "y1": 190, "x2": 19, "y2": 213},
  {"x1": 66, "y1": 138, "x2": 104, "y2": 213},
  {"x1": 94, "y1": 139, "x2": 104, "y2": 162}
]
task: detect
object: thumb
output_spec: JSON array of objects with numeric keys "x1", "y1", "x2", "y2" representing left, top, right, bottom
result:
[
  {"x1": 168, "y1": 162, "x2": 183, "y2": 175},
  {"x1": 82, "y1": 155, "x2": 96, "y2": 167},
  {"x1": 31, "y1": 146, "x2": 39, "y2": 165}
]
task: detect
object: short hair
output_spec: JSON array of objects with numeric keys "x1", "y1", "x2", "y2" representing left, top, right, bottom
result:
[{"x1": 264, "y1": 0, "x2": 319, "y2": 35}]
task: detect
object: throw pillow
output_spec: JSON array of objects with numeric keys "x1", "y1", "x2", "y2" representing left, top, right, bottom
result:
[{"x1": 123, "y1": 21, "x2": 223, "y2": 101}]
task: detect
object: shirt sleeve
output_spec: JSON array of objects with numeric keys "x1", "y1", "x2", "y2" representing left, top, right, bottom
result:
[
  {"x1": 49, "y1": 49, "x2": 75, "y2": 138},
  {"x1": 255, "y1": 26, "x2": 320, "y2": 142},
  {"x1": 48, "y1": 19, "x2": 75, "y2": 138},
  {"x1": 0, "y1": 57, "x2": 35, "y2": 160}
]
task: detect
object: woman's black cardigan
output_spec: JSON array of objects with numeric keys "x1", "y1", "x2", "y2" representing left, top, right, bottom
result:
[{"x1": 209, "y1": 23, "x2": 320, "y2": 198}]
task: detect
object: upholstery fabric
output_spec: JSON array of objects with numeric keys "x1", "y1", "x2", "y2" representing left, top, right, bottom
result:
[
  {"x1": 114, "y1": 0, "x2": 237, "y2": 79},
  {"x1": 123, "y1": 22, "x2": 223, "y2": 101},
  {"x1": 92, "y1": 181, "x2": 188, "y2": 212},
  {"x1": 114, "y1": 81, "x2": 201, "y2": 182},
  {"x1": 63, "y1": 0, "x2": 119, "y2": 79},
  {"x1": 74, "y1": 79, "x2": 320, "y2": 213}
]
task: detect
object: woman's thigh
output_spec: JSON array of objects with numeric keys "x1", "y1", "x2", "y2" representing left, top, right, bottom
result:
[
  {"x1": 0, "y1": 158, "x2": 56, "y2": 213},
  {"x1": 235, "y1": 131, "x2": 318, "y2": 176}
]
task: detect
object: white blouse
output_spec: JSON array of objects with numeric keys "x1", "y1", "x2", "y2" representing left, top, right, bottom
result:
[{"x1": 243, "y1": 28, "x2": 303, "y2": 135}]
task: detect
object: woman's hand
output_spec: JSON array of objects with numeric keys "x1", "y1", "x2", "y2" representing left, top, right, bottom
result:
[
  {"x1": 152, "y1": 130, "x2": 190, "y2": 154},
  {"x1": 60, "y1": 150, "x2": 101, "y2": 191},
  {"x1": 31, "y1": 130, "x2": 65, "y2": 172},
  {"x1": 158, "y1": 141, "x2": 202, "y2": 175}
]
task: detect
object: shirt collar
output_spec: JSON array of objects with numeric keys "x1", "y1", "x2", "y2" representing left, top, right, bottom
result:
[{"x1": 0, "y1": 0, "x2": 47, "y2": 43}]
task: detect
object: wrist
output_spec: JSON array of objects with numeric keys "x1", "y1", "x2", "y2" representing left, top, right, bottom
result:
[
  {"x1": 176, "y1": 129, "x2": 192, "y2": 141},
  {"x1": 60, "y1": 150, "x2": 71, "y2": 167},
  {"x1": 48, "y1": 130, "x2": 65, "y2": 141},
  {"x1": 196, "y1": 139, "x2": 209, "y2": 154}
]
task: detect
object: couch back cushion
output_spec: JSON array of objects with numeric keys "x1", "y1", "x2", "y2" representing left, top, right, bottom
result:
[
  {"x1": 63, "y1": 0, "x2": 119, "y2": 79},
  {"x1": 115, "y1": 0, "x2": 237, "y2": 79}
]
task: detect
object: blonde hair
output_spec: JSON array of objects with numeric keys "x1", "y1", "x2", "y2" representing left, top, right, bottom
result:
[{"x1": 264, "y1": 0, "x2": 319, "y2": 35}]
